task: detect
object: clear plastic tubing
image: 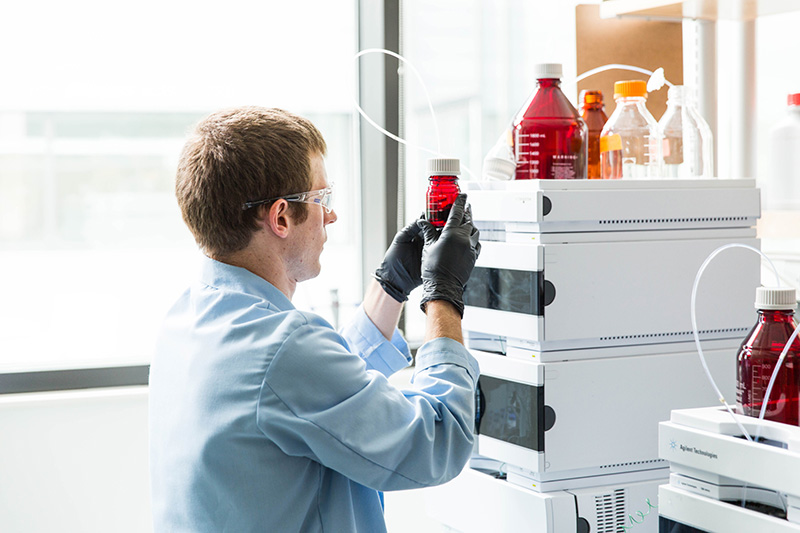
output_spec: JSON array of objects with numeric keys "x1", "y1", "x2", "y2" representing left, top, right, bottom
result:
[
  {"x1": 570, "y1": 64, "x2": 673, "y2": 90},
  {"x1": 691, "y1": 243, "x2": 783, "y2": 442},
  {"x1": 353, "y1": 48, "x2": 441, "y2": 156},
  {"x1": 353, "y1": 48, "x2": 475, "y2": 179}
]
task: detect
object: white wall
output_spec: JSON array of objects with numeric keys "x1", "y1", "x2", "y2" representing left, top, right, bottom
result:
[{"x1": 0, "y1": 387, "x2": 151, "y2": 533}]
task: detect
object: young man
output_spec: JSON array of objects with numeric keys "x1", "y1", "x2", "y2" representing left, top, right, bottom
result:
[{"x1": 149, "y1": 107, "x2": 481, "y2": 532}]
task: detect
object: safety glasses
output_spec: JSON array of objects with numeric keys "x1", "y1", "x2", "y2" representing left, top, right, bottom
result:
[{"x1": 242, "y1": 185, "x2": 334, "y2": 214}]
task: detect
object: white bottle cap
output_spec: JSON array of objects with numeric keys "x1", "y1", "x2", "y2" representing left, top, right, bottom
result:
[
  {"x1": 483, "y1": 157, "x2": 516, "y2": 181},
  {"x1": 667, "y1": 85, "x2": 685, "y2": 103},
  {"x1": 427, "y1": 158, "x2": 460, "y2": 176},
  {"x1": 533, "y1": 63, "x2": 562, "y2": 80},
  {"x1": 755, "y1": 287, "x2": 797, "y2": 310}
]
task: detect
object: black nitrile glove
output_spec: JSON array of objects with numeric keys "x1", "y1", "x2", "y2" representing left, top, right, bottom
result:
[
  {"x1": 373, "y1": 218, "x2": 425, "y2": 302},
  {"x1": 417, "y1": 194, "x2": 481, "y2": 316}
]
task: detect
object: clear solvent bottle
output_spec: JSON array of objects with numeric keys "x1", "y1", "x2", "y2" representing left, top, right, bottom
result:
[
  {"x1": 599, "y1": 80, "x2": 661, "y2": 179},
  {"x1": 736, "y1": 287, "x2": 800, "y2": 426},
  {"x1": 658, "y1": 85, "x2": 714, "y2": 178},
  {"x1": 425, "y1": 158, "x2": 460, "y2": 228}
]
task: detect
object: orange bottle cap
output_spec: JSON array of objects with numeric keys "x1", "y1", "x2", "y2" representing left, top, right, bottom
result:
[
  {"x1": 614, "y1": 80, "x2": 647, "y2": 99},
  {"x1": 580, "y1": 90, "x2": 603, "y2": 105}
]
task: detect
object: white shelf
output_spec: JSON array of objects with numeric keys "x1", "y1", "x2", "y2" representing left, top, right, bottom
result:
[{"x1": 600, "y1": 0, "x2": 800, "y2": 21}]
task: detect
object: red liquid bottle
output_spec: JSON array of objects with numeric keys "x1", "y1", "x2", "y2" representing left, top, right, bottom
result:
[
  {"x1": 425, "y1": 158, "x2": 460, "y2": 228},
  {"x1": 737, "y1": 287, "x2": 800, "y2": 426},
  {"x1": 513, "y1": 63, "x2": 587, "y2": 180},
  {"x1": 579, "y1": 90, "x2": 608, "y2": 180}
]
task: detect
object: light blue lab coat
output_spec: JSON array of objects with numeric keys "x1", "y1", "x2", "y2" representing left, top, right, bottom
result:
[{"x1": 149, "y1": 256, "x2": 479, "y2": 532}]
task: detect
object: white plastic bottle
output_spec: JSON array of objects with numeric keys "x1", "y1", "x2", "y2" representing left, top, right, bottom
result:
[
  {"x1": 658, "y1": 86, "x2": 714, "y2": 178},
  {"x1": 599, "y1": 80, "x2": 661, "y2": 179},
  {"x1": 482, "y1": 126, "x2": 516, "y2": 181},
  {"x1": 767, "y1": 93, "x2": 800, "y2": 210}
]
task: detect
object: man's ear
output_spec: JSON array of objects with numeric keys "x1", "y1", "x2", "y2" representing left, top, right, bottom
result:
[{"x1": 263, "y1": 199, "x2": 291, "y2": 239}]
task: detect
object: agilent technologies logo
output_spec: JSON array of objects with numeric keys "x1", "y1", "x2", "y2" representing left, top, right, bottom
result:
[
  {"x1": 679, "y1": 443, "x2": 718, "y2": 460},
  {"x1": 666, "y1": 439, "x2": 718, "y2": 459}
]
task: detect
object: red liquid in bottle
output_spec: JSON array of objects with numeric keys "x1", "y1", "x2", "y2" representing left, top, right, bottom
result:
[
  {"x1": 426, "y1": 175, "x2": 460, "y2": 228},
  {"x1": 737, "y1": 308, "x2": 800, "y2": 426},
  {"x1": 514, "y1": 78, "x2": 587, "y2": 180},
  {"x1": 580, "y1": 90, "x2": 608, "y2": 180}
]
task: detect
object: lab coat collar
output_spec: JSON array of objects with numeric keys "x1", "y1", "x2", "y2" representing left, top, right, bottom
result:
[{"x1": 198, "y1": 255, "x2": 295, "y2": 312}]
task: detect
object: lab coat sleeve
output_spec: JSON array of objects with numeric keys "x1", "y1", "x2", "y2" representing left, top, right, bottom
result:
[
  {"x1": 339, "y1": 304, "x2": 412, "y2": 377},
  {"x1": 257, "y1": 313, "x2": 479, "y2": 491}
]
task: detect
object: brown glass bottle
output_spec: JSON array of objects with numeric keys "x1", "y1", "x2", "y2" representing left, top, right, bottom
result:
[{"x1": 580, "y1": 90, "x2": 608, "y2": 180}]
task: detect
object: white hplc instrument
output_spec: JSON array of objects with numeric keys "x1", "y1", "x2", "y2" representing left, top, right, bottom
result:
[
  {"x1": 472, "y1": 343, "x2": 736, "y2": 492},
  {"x1": 423, "y1": 179, "x2": 763, "y2": 533},
  {"x1": 659, "y1": 407, "x2": 800, "y2": 532},
  {"x1": 425, "y1": 460, "x2": 663, "y2": 533},
  {"x1": 462, "y1": 179, "x2": 760, "y2": 356}
]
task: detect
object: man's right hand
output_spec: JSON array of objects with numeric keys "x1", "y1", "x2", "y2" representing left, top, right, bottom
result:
[{"x1": 417, "y1": 194, "x2": 481, "y2": 317}]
